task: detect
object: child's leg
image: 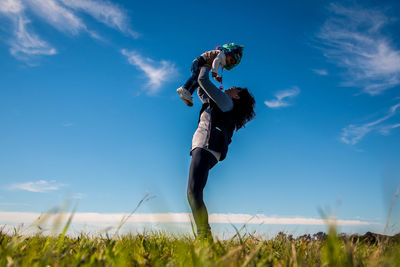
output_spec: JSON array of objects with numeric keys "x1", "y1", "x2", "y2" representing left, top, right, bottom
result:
[
  {"x1": 187, "y1": 81, "x2": 199, "y2": 95},
  {"x1": 182, "y1": 58, "x2": 201, "y2": 94}
]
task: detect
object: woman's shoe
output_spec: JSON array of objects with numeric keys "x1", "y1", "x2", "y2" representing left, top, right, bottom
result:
[{"x1": 197, "y1": 226, "x2": 213, "y2": 244}]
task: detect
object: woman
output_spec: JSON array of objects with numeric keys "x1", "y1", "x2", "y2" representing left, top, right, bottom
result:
[{"x1": 187, "y1": 66, "x2": 256, "y2": 241}]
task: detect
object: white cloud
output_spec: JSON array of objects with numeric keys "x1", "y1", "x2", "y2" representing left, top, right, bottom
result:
[
  {"x1": 0, "y1": 0, "x2": 24, "y2": 13},
  {"x1": 26, "y1": 0, "x2": 85, "y2": 35},
  {"x1": 121, "y1": 49, "x2": 177, "y2": 94},
  {"x1": 317, "y1": 4, "x2": 400, "y2": 95},
  {"x1": 59, "y1": 0, "x2": 138, "y2": 38},
  {"x1": 0, "y1": 0, "x2": 56, "y2": 61},
  {"x1": 312, "y1": 69, "x2": 328, "y2": 76},
  {"x1": 264, "y1": 86, "x2": 300, "y2": 108},
  {"x1": 379, "y1": 123, "x2": 400, "y2": 135},
  {"x1": 10, "y1": 16, "x2": 57, "y2": 58},
  {"x1": 0, "y1": 211, "x2": 377, "y2": 226},
  {"x1": 0, "y1": 0, "x2": 136, "y2": 61},
  {"x1": 8, "y1": 180, "x2": 65, "y2": 192},
  {"x1": 341, "y1": 103, "x2": 400, "y2": 145}
]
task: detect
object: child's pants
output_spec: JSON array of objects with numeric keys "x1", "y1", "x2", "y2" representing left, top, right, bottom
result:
[{"x1": 182, "y1": 57, "x2": 203, "y2": 94}]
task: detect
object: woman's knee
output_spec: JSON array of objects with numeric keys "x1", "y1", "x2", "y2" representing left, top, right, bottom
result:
[
  {"x1": 187, "y1": 189, "x2": 196, "y2": 206},
  {"x1": 187, "y1": 185, "x2": 197, "y2": 199},
  {"x1": 187, "y1": 186, "x2": 202, "y2": 203}
]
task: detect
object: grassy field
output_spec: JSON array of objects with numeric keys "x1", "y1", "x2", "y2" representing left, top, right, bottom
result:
[{"x1": 1, "y1": 225, "x2": 399, "y2": 266}]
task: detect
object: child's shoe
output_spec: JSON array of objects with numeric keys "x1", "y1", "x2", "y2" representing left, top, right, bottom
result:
[{"x1": 177, "y1": 87, "x2": 193, "y2": 106}]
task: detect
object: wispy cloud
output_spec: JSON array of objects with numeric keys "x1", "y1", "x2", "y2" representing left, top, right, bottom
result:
[
  {"x1": 26, "y1": 0, "x2": 86, "y2": 35},
  {"x1": 264, "y1": 86, "x2": 300, "y2": 108},
  {"x1": 312, "y1": 69, "x2": 328, "y2": 76},
  {"x1": 0, "y1": 0, "x2": 57, "y2": 61},
  {"x1": 317, "y1": 4, "x2": 400, "y2": 95},
  {"x1": 379, "y1": 123, "x2": 400, "y2": 135},
  {"x1": 62, "y1": 122, "x2": 74, "y2": 127},
  {"x1": 0, "y1": 211, "x2": 377, "y2": 226},
  {"x1": 8, "y1": 180, "x2": 66, "y2": 192},
  {"x1": 0, "y1": 0, "x2": 24, "y2": 13},
  {"x1": 59, "y1": 0, "x2": 138, "y2": 38},
  {"x1": 121, "y1": 49, "x2": 177, "y2": 94},
  {"x1": 72, "y1": 193, "x2": 86, "y2": 199},
  {"x1": 0, "y1": 0, "x2": 135, "y2": 61},
  {"x1": 341, "y1": 103, "x2": 400, "y2": 145},
  {"x1": 10, "y1": 16, "x2": 57, "y2": 59}
]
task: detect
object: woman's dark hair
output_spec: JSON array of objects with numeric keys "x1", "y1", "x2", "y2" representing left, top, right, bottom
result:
[{"x1": 232, "y1": 88, "x2": 256, "y2": 131}]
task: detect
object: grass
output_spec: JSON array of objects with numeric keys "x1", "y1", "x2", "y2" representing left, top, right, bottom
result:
[
  {"x1": 2, "y1": 193, "x2": 399, "y2": 266},
  {"x1": 1, "y1": 225, "x2": 399, "y2": 266}
]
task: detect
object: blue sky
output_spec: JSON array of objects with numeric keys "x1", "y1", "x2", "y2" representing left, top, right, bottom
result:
[{"x1": 0, "y1": 0, "x2": 399, "y2": 236}]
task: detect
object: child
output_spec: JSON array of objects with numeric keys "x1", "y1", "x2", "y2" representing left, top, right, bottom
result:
[{"x1": 177, "y1": 43, "x2": 244, "y2": 106}]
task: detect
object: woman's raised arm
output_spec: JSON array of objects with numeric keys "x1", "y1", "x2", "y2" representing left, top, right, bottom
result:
[{"x1": 197, "y1": 67, "x2": 233, "y2": 112}]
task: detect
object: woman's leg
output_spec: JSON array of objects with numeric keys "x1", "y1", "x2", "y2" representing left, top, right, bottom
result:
[{"x1": 187, "y1": 147, "x2": 218, "y2": 239}]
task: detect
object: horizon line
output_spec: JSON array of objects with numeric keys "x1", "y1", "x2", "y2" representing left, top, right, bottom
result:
[{"x1": 0, "y1": 211, "x2": 379, "y2": 226}]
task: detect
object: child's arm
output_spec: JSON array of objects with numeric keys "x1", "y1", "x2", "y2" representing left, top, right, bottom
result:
[{"x1": 211, "y1": 52, "x2": 226, "y2": 80}]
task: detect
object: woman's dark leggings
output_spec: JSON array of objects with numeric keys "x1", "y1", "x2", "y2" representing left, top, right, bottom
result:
[{"x1": 187, "y1": 147, "x2": 218, "y2": 236}]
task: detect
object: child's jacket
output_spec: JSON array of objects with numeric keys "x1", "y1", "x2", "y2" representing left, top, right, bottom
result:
[{"x1": 200, "y1": 50, "x2": 226, "y2": 74}]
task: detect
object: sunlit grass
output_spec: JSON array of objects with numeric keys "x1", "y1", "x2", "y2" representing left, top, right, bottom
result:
[
  {"x1": 1, "y1": 224, "x2": 399, "y2": 266},
  {"x1": 1, "y1": 193, "x2": 399, "y2": 266}
]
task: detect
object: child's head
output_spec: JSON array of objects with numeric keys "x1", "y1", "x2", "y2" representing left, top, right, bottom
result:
[
  {"x1": 224, "y1": 49, "x2": 243, "y2": 70},
  {"x1": 226, "y1": 53, "x2": 237, "y2": 65}
]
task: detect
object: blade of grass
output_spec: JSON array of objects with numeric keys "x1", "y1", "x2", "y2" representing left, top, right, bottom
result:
[
  {"x1": 57, "y1": 203, "x2": 77, "y2": 252},
  {"x1": 113, "y1": 194, "x2": 155, "y2": 239}
]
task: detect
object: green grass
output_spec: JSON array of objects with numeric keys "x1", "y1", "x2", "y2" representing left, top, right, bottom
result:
[
  {"x1": 1, "y1": 226, "x2": 399, "y2": 266},
  {"x1": 2, "y1": 194, "x2": 399, "y2": 266}
]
